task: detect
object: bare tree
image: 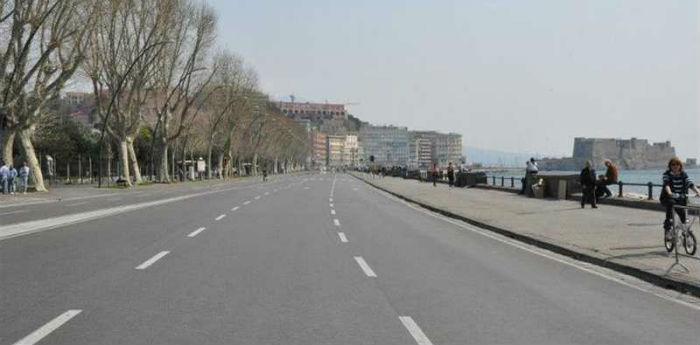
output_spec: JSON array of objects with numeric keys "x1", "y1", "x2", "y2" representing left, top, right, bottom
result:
[
  {"x1": 147, "y1": 0, "x2": 217, "y2": 183},
  {"x1": 84, "y1": 0, "x2": 172, "y2": 187},
  {"x1": 0, "y1": 0, "x2": 96, "y2": 191}
]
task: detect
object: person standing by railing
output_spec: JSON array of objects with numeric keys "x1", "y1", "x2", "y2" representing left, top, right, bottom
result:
[
  {"x1": 596, "y1": 159, "x2": 619, "y2": 199},
  {"x1": 580, "y1": 160, "x2": 597, "y2": 209},
  {"x1": 660, "y1": 157, "x2": 700, "y2": 239},
  {"x1": 519, "y1": 158, "x2": 538, "y2": 195},
  {"x1": 0, "y1": 161, "x2": 9, "y2": 195},
  {"x1": 447, "y1": 162, "x2": 455, "y2": 188},
  {"x1": 431, "y1": 163, "x2": 439, "y2": 187}
]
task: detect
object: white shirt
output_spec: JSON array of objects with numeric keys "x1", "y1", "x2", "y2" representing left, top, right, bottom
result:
[{"x1": 526, "y1": 161, "x2": 538, "y2": 173}]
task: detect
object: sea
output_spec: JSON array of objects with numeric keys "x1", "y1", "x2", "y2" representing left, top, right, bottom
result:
[{"x1": 485, "y1": 168, "x2": 700, "y2": 199}]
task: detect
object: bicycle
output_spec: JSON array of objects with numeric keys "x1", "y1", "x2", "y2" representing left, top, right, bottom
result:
[{"x1": 664, "y1": 195, "x2": 698, "y2": 256}]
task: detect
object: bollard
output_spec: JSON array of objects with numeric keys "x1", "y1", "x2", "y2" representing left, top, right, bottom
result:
[
  {"x1": 618, "y1": 181, "x2": 623, "y2": 198},
  {"x1": 647, "y1": 182, "x2": 653, "y2": 200},
  {"x1": 501, "y1": 176, "x2": 505, "y2": 187},
  {"x1": 511, "y1": 177, "x2": 515, "y2": 188}
]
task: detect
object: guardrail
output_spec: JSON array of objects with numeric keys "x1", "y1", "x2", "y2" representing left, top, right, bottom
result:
[{"x1": 485, "y1": 175, "x2": 664, "y2": 200}]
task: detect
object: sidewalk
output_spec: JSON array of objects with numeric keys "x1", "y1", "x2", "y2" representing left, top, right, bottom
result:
[{"x1": 352, "y1": 173, "x2": 700, "y2": 297}]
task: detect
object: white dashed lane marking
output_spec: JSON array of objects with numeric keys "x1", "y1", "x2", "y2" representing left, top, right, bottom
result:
[
  {"x1": 135, "y1": 251, "x2": 170, "y2": 270},
  {"x1": 243, "y1": 201, "x2": 251, "y2": 205},
  {"x1": 254, "y1": 196, "x2": 261, "y2": 200},
  {"x1": 399, "y1": 316, "x2": 434, "y2": 345},
  {"x1": 338, "y1": 232, "x2": 348, "y2": 243},
  {"x1": 187, "y1": 227, "x2": 206, "y2": 238},
  {"x1": 331, "y1": 209, "x2": 336, "y2": 215},
  {"x1": 215, "y1": 214, "x2": 226, "y2": 221},
  {"x1": 354, "y1": 256, "x2": 377, "y2": 277},
  {"x1": 231, "y1": 206, "x2": 239, "y2": 211},
  {"x1": 12, "y1": 310, "x2": 82, "y2": 345},
  {"x1": 333, "y1": 219, "x2": 340, "y2": 226}
]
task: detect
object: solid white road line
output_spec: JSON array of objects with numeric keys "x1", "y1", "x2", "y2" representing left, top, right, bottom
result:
[
  {"x1": 331, "y1": 209, "x2": 336, "y2": 215},
  {"x1": 12, "y1": 310, "x2": 83, "y2": 345},
  {"x1": 254, "y1": 195, "x2": 261, "y2": 200},
  {"x1": 354, "y1": 256, "x2": 377, "y2": 277},
  {"x1": 215, "y1": 214, "x2": 226, "y2": 221},
  {"x1": 135, "y1": 251, "x2": 170, "y2": 270},
  {"x1": 338, "y1": 232, "x2": 348, "y2": 243},
  {"x1": 399, "y1": 316, "x2": 434, "y2": 345},
  {"x1": 333, "y1": 219, "x2": 340, "y2": 226},
  {"x1": 243, "y1": 201, "x2": 251, "y2": 205},
  {"x1": 231, "y1": 206, "x2": 240, "y2": 211},
  {"x1": 187, "y1": 227, "x2": 206, "y2": 238}
]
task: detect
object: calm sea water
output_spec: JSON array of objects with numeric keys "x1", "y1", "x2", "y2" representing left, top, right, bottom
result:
[{"x1": 486, "y1": 168, "x2": 700, "y2": 197}]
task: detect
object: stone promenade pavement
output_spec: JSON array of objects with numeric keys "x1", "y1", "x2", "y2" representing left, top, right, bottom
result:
[{"x1": 352, "y1": 173, "x2": 700, "y2": 296}]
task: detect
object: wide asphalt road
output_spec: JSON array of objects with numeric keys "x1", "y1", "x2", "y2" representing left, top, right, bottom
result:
[{"x1": 1, "y1": 173, "x2": 699, "y2": 345}]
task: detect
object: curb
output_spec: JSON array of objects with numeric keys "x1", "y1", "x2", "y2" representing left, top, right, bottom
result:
[{"x1": 351, "y1": 174, "x2": 700, "y2": 299}]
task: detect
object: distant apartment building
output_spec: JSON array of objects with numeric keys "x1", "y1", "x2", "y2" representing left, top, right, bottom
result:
[
  {"x1": 359, "y1": 125, "x2": 410, "y2": 166},
  {"x1": 327, "y1": 135, "x2": 345, "y2": 167},
  {"x1": 311, "y1": 131, "x2": 328, "y2": 167},
  {"x1": 276, "y1": 101, "x2": 346, "y2": 122},
  {"x1": 409, "y1": 131, "x2": 463, "y2": 168},
  {"x1": 343, "y1": 135, "x2": 360, "y2": 167},
  {"x1": 64, "y1": 91, "x2": 92, "y2": 106}
]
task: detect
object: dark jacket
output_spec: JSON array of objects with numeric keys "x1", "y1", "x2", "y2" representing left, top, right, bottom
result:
[{"x1": 580, "y1": 167, "x2": 596, "y2": 187}]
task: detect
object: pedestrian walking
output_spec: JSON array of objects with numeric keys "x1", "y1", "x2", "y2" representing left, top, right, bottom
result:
[
  {"x1": 596, "y1": 159, "x2": 618, "y2": 199},
  {"x1": 262, "y1": 168, "x2": 268, "y2": 182},
  {"x1": 580, "y1": 160, "x2": 597, "y2": 209},
  {"x1": 660, "y1": 157, "x2": 700, "y2": 239},
  {"x1": 19, "y1": 162, "x2": 30, "y2": 194},
  {"x1": 431, "y1": 163, "x2": 438, "y2": 187},
  {"x1": 8, "y1": 164, "x2": 17, "y2": 195},
  {"x1": 447, "y1": 162, "x2": 455, "y2": 188},
  {"x1": 519, "y1": 158, "x2": 538, "y2": 195},
  {"x1": 0, "y1": 161, "x2": 9, "y2": 194}
]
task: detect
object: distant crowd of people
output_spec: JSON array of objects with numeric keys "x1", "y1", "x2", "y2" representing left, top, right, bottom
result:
[{"x1": 0, "y1": 161, "x2": 31, "y2": 195}]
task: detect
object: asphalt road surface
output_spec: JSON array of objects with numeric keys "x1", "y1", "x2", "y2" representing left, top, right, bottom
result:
[{"x1": 1, "y1": 173, "x2": 700, "y2": 345}]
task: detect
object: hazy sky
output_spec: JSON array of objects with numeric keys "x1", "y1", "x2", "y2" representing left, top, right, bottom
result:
[{"x1": 209, "y1": 0, "x2": 699, "y2": 159}]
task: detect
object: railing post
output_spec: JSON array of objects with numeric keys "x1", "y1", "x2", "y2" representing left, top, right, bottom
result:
[
  {"x1": 618, "y1": 181, "x2": 623, "y2": 198},
  {"x1": 647, "y1": 182, "x2": 653, "y2": 200},
  {"x1": 511, "y1": 177, "x2": 515, "y2": 188},
  {"x1": 492, "y1": 176, "x2": 496, "y2": 185},
  {"x1": 501, "y1": 176, "x2": 505, "y2": 186}
]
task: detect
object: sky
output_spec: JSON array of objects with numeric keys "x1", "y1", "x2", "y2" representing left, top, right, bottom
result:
[{"x1": 208, "y1": 0, "x2": 699, "y2": 159}]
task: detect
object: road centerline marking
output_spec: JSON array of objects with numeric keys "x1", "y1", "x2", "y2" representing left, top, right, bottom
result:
[
  {"x1": 399, "y1": 316, "x2": 434, "y2": 345},
  {"x1": 254, "y1": 195, "x2": 261, "y2": 200},
  {"x1": 187, "y1": 227, "x2": 206, "y2": 238},
  {"x1": 331, "y1": 209, "x2": 336, "y2": 215},
  {"x1": 231, "y1": 206, "x2": 240, "y2": 211},
  {"x1": 215, "y1": 214, "x2": 226, "y2": 221},
  {"x1": 12, "y1": 310, "x2": 82, "y2": 345},
  {"x1": 354, "y1": 256, "x2": 377, "y2": 277},
  {"x1": 333, "y1": 219, "x2": 340, "y2": 226},
  {"x1": 243, "y1": 200, "x2": 251, "y2": 205},
  {"x1": 135, "y1": 251, "x2": 170, "y2": 270},
  {"x1": 338, "y1": 232, "x2": 348, "y2": 243},
  {"x1": 329, "y1": 203, "x2": 334, "y2": 208}
]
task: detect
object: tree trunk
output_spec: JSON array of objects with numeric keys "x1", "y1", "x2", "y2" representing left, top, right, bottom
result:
[
  {"x1": 157, "y1": 141, "x2": 170, "y2": 182},
  {"x1": 118, "y1": 139, "x2": 132, "y2": 187},
  {"x1": 217, "y1": 152, "x2": 224, "y2": 179},
  {"x1": 2, "y1": 129, "x2": 15, "y2": 166},
  {"x1": 252, "y1": 153, "x2": 258, "y2": 176},
  {"x1": 206, "y1": 143, "x2": 213, "y2": 179},
  {"x1": 127, "y1": 137, "x2": 142, "y2": 184},
  {"x1": 274, "y1": 157, "x2": 278, "y2": 174},
  {"x1": 17, "y1": 128, "x2": 47, "y2": 192},
  {"x1": 105, "y1": 143, "x2": 112, "y2": 183}
]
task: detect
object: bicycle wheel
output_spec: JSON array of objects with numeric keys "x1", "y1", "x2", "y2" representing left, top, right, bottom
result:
[
  {"x1": 664, "y1": 229, "x2": 675, "y2": 253},
  {"x1": 683, "y1": 231, "x2": 697, "y2": 256}
]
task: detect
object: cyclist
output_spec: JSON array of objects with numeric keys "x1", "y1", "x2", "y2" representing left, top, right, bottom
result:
[{"x1": 661, "y1": 157, "x2": 700, "y2": 239}]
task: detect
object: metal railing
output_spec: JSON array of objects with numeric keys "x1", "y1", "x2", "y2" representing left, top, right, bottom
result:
[{"x1": 485, "y1": 175, "x2": 663, "y2": 200}]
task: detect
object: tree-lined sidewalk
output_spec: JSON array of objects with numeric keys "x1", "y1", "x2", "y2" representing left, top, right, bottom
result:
[{"x1": 352, "y1": 173, "x2": 700, "y2": 296}]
